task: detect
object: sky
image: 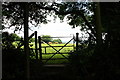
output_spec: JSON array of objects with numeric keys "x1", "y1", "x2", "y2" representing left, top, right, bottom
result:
[{"x1": 3, "y1": 15, "x2": 86, "y2": 42}]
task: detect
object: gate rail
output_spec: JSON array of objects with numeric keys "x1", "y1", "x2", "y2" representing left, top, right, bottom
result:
[{"x1": 36, "y1": 33, "x2": 80, "y2": 64}]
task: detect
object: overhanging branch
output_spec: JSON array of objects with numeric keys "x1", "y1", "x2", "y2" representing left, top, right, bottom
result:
[{"x1": 36, "y1": 4, "x2": 96, "y2": 37}]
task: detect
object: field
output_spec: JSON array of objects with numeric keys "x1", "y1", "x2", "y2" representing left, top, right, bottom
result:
[
  {"x1": 32, "y1": 43, "x2": 75, "y2": 64},
  {"x1": 13, "y1": 42, "x2": 75, "y2": 64}
]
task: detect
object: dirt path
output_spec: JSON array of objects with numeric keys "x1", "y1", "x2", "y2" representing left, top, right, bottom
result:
[{"x1": 30, "y1": 64, "x2": 79, "y2": 80}]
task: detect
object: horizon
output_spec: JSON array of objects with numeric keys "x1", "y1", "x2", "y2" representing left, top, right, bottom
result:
[{"x1": 3, "y1": 15, "x2": 88, "y2": 42}]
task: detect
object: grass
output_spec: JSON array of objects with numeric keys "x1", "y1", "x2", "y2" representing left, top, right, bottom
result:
[
  {"x1": 13, "y1": 42, "x2": 75, "y2": 64},
  {"x1": 28, "y1": 42, "x2": 75, "y2": 53},
  {"x1": 42, "y1": 54, "x2": 70, "y2": 64},
  {"x1": 42, "y1": 44, "x2": 74, "y2": 53}
]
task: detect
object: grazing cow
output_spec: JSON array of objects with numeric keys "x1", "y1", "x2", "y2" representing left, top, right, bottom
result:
[
  {"x1": 54, "y1": 42, "x2": 58, "y2": 44},
  {"x1": 59, "y1": 42, "x2": 62, "y2": 44},
  {"x1": 48, "y1": 42, "x2": 52, "y2": 44}
]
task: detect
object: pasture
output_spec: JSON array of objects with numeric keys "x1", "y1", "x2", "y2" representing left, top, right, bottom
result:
[
  {"x1": 13, "y1": 42, "x2": 75, "y2": 64},
  {"x1": 31, "y1": 43, "x2": 75, "y2": 64},
  {"x1": 28, "y1": 42, "x2": 75, "y2": 53}
]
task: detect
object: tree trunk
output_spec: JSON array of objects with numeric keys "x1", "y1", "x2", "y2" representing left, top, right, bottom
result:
[
  {"x1": 94, "y1": 2, "x2": 102, "y2": 47},
  {"x1": 24, "y1": 2, "x2": 30, "y2": 80}
]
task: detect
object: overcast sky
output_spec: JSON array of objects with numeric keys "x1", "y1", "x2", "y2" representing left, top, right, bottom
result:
[{"x1": 3, "y1": 15, "x2": 86, "y2": 42}]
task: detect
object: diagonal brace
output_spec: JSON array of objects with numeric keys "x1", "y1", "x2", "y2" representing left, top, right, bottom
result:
[{"x1": 45, "y1": 38, "x2": 74, "y2": 63}]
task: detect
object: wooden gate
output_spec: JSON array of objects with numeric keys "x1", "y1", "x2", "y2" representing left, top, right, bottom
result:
[
  {"x1": 36, "y1": 33, "x2": 79, "y2": 64},
  {"x1": 16, "y1": 31, "x2": 79, "y2": 64},
  {"x1": 40, "y1": 37, "x2": 73, "y2": 64}
]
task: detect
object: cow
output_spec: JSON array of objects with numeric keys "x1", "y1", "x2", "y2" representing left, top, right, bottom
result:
[
  {"x1": 48, "y1": 42, "x2": 52, "y2": 44},
  {"x1": 54, "y1": 42, "x2": 58, "y2": 44}
]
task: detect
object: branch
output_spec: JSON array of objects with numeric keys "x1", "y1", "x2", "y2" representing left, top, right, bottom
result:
[
  {"x1": 36, "y1": 5, "x2": 96, "y2": 37},
  {"x1": 86, "y1": 31, "x2": 96, "y2": 41},
  {"x1": 79, "y1": 13, "x2": 96, "y2": 36}
]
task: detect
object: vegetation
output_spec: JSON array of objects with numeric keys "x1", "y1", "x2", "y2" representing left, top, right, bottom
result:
[
  {"x1": 41, "y1": 35, "x2": 53, "y2": 43},
  {"x1": 41, "y1": 35, "x2": 62, "y2": 43},
  {"x1": 2, "y1": 32, "x2": 21, "y2": 49},
  {"x1": 52, "y1": 39, "x2": 62, "y2": 43},
  {"x1": 13, "y1": 41, "x2": 74, "y2": 59},
  {"x1": 6, "y1": 34, "x2": 74, "y2": 64},
  {"x1": 29, "y1": 38, "x2": 35, "y2": 42},
  {"x1": 2, "y1": 32, "x2": 25, "y2": 79},
  {"x1": 2, "y1": 2, "x2": 120, "y2": 80}
]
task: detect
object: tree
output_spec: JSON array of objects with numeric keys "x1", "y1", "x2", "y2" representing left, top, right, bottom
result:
[
  {"x1": 41, "y1": 35, "x2": 53, "y2": 43},
  {"x1": 29, "y1": 38, "x2": 35, "y2": 42},
  {"x1": 10, "y1": 33, "x2": 21, "y2": 41},
  {"x1": 2, "y1": 32, "x2": 21, "y2": 48},
  {"x1": 100, "y1": 2, "x2": 120, "y2": 48},
  {"x1": 94, "y1": 2, "x2": 102, "y2": 49},
  {"x1": 68, "y1": 2, "x2": 120, "y2": 79},
  {"x1": 2, "y1": 32, "x2": 25, "y2": 79},
  {"x1": 2, "y1": 2, "x2": 54, "y2": 80},
  {"x1": 2, "y1": 2, "x2": 94, "y2": 38},
  {"x1": 2, "y1": 2, "x2": 50, "y2": 31},
  {"x1": 52, "y1": 39, "x2": 62, "y2": 43},
  {"x1": 2, "y1": 32, "x2": 14, "y2": 49},
  {"x1": 4, "y1": 2, "x2": 120, "y2": 80},
  {"x1": 2, "y1": 2, "x2": 95, "y2": 44}
]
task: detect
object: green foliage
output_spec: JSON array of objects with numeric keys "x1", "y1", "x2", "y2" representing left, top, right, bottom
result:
[
  {"x1": 52, "y1": 39, "x2": 62, "y2": 43},
  {"x1": 2, "y1": 32, "x2": 25, "y2": 79},
  {"x1": 69, "y1": 41, "x2": 120, "y2": 80},
  {"x1": 57, "y1": 2, "x2": 93, "y2": 28},
  {"x1": 10, "y1": 33, "x2": 21, "y2": 41},
  {"x1": 2, "y1": 2, "x2": 51, "y2": 32},
  {"x1": 68, "y1": 43, "x2": 94, "y2": 79},
  {"x1": 41, "y1": 43, "x2": 74, "y2": 53},
  {"x1": 100, "y1": 3, "x2": 120, "y2": 48},
  {"x1": 41, "y1": 35, "x2": 53, "y2": 43},
  {"x1": 2, "y1": 48, "x2": 25, "y2": 79},
  {"x1": 2, "y1": 32, "x2": 21, "y2": 49},
  {"x1": 2, "y1": 32, "x2": 15, "y2": 49},
  {"x1": 29, "y1": 38, "x2": 35, "y2": 42},
  {"x1": 42, "y1": 54, "x2": 69, "y2": 64},
  {"x1": 3, "y1": 2, "x2": 120, "y2": 79}
]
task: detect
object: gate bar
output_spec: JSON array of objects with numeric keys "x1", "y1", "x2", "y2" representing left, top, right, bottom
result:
[
  {"x1": 35, "y1": 31, "x2": 38, "y2": 60},
  {"x1": 76, "y1": 33, "x2": 79, "y2": 52},
  {"x1": 44, "y1": 38, "x2": 73, "y2": 63},
  {"x1": 38, "y1": 36, "x2": 42, "y2": 63}
]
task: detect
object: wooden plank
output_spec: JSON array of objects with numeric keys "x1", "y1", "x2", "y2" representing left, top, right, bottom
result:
[
  {"x1": 35, "y1": 31, "x2": 38, "y2": 60},
  {"x1": 42, "y1": 53, "x2": 72, "y2": 54},
  {"x1": 44, "y1": 38, "x2": 73, "y2": 63},
  {"x1": 17, "y1": 32, "x2": 35, "y2": 49},
  {"x1": 44, "y1": 47, "x2": 47, "y2": 54},
  {"x1": 41, "y1": 46, "x2": 74, "y2": 48},
  {"x1": 41, "y1": 36, "x2": 72, "y2": 38},
  {"x1": 76, "y1": 33, "x2": 79, "y2": 51},
  {"x1": 38, "y1": 36, "x2": 42, "y2": 63}
]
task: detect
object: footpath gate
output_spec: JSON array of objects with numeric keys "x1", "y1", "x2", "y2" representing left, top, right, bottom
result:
[{"x1": 33, "y1": 31, "x2": 79, "y2": 64}]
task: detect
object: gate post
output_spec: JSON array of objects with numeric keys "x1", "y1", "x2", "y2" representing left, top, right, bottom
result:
[
  {"x1": 76, "y1": 33, "x2": 79, "y2": 52},
  {"x1": 38, "y1": 36, "x2": 42, "y2": 63},
  {"x1": 35, "y1": 31, "x2": 38, "y2": 60}
]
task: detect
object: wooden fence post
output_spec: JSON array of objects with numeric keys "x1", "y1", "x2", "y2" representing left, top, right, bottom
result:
[
  {"x1": 35, "y1": 31, "x2": 38, "y2": 60},
  {"x1": 76, "y1": 33, "x2": 79, "y2": 52},
  {"x1": 73, "y1": 35, "x2": 75, "y2": 51},
  {"x1": 38, "y1": 36, "x2": 42, "y2": 63},
  {"x1": 45, "y1": 47, "x2": 47, "y2": 54}
]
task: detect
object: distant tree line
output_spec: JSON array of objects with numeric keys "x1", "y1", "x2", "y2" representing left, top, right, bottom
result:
[
  {"x1": 2, "y1": 32, "x2": 62, "y2": 44},
  {"x1": 41, "y1": 35, "x2": 62, "y2": 44}
]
